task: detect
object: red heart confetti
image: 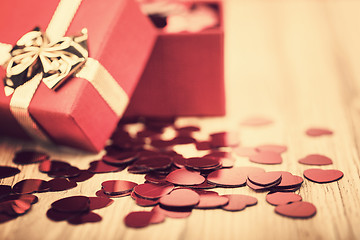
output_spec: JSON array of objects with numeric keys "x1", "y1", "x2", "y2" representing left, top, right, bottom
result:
[
  {"x1": 187, "y1": 181, "x2": 216, "y2": 189},
  {"x1": 67, "y1": 212, "x2": 102, "y2": 225},
  {"x1": 210, "y1": 131, "x2": 240, "y2": 148},
  {"x1": 0, "y1": 199, "x2": 32, "y2": 216},
  {"x1": 151, "y1": 205, "x2": 192, "y2": 219},
  {"x1": 306, "y1": 128, "x2": 333, "y2": 137},
  {"x1": 203, "y1": 155, "x2": 235, "y2": 168},
  {"x1": 133, "y1": 156, "x2": 173, "y2": 171},
  {"x1": 68, "y1": 170, "x2": 94, "y2": 182},
  {"x1": 303, "y1": 168, "x2": 343, "y2": 183},
  {"x1": 103, "y1": 151, "x2": 138, "y2": 165},
  {"x1": 195, "y1": 141, "x2": 212, "y2": 151},
  {"x1": 88, "y1": 197, "x2": 114, "y2": 210},
  {"x1": 5, "y1": 116, "x2": 344, "y2": 228},
  {"x1": 0, "y1": 185, "x2": 12, "y2": 199},
  {"x1": 207, "y1": 168, "x2": 247, "y2": 187},
  {"x1": 48, "y1": 178, "x2": 77, "y2": 192},
  {"x1": 249, "y1": 151, "x2": 282, "y2": 165},
  {"x1": 144, "y1": 173, "x2": 168, "y2": 184},
  {"x1": 134, "y1": 183, "x2": 174, "y2": 200},
  {"x1": 222, "y1": 194, "x2": 257, "y2": 211},
  {"x1": 171, "y1": 136, "x2": 197, "y2": 145},
  {"x1": 195, "y1": 195, "x2": 229, "y2": 209},
  {"x1": 101, "y1": 180, "x2": 138, "y2": 195},
  {"x1": 248, "y1": 171, "x2": 282, "y2": 186},
  {"x1": 51, "y1": 196, "x2": 90, "y2": 213},
  {"x1": 159, "y1": 188, "x2": 200, "y2": 208},
  {"x1": 165, "y1": 169, "x2": 205, "y2": 186},
  {"x1": 124, "y1": 211, "x2": 165, "y2": 228},
  {"x1": 12, "y1": 179, "x2": 50, "y2": 194},
  {"x1": 12, "y1": 150, "x2": 49, "y2": 165},
  {"x1": 131, "y1": 192, "x2": 159, "y2": 207},
  {"x1": 273, "y1": 172, "x2": 304, "y2": 190},
  {"x1": 96, "y1": 189, "x2": 131, "y2": 198},
  {"x1": 46, "y1": 208, "x2": 75, "y2": 222},
  {"x1": 275, "y1": 201, "x2": 316, "y2": 218},
  {"x1": 0, "y1": 166, "x2": 20, "y2": 179},
  {"x1": 0, "y1": 194, "x2": 38, "y2": 205},
  {"x1": 175, "y1": 126, "x2": 200, "y2": 133},
  {"x1": 88, "y1": 161, "x2": 124, "y2": 174},
  {"x1": 266, "y1": 192, "x2": 302, "y2": 206},
  {"x1": 47, "y1": 166, "x2": 81, "y2": 178},
  {"x1": 246, "y1": 179, "x2": 281, "y2": 191},
  {"x1": 298, "y1": 154, "x2": 333, "y2": 166},
  {"x1": 171, "y1": 156, "x2": 187, "y2": 169},
  {"x1": 38, "y1": 160, "x2": 71, "y2": 173}
]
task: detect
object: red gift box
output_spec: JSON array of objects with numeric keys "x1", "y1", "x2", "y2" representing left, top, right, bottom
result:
[
  {"x1": 0, "y1": 0, "x2": 157, "y2": 152},
  {"x1": 124, "y1": 1, "x2": 225, "y2": 117}
]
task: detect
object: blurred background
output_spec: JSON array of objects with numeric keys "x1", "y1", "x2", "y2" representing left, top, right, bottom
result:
[{"x1": 225, "y1": 0, "x2": 360, "y2": 124}]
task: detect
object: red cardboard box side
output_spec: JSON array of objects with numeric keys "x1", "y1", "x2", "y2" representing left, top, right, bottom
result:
[
  {"x1": 0, "y1": 0, "x2": 157, "y2": 152},
  {"x1": 124, "y1": 1, "x2": 225, "y2": 117},
  {"x1": 0, "y1": 0, "x2": 61, "y2": 140},
  {"x1": 31, "y1": 0, "x2": 157, "y2": 152}
]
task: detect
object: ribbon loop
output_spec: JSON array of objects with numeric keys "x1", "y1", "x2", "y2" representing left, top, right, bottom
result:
[{"x1": 3, "y1": 28, "x2": 88, "y2": 96}]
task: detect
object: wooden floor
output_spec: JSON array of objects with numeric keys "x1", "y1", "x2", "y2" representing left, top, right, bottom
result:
[{"x1": 1, "y1": 0, "x2": 360, "y2": 239}]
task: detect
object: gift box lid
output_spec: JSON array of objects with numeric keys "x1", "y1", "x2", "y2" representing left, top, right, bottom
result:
[{"x1": 0, "y1": 0, "x2": 157, "y2": 152}]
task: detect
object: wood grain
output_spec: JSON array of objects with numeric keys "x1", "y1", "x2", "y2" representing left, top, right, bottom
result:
[{"x1": 1, "y1": 0, "x2": 360, "y2": 239}]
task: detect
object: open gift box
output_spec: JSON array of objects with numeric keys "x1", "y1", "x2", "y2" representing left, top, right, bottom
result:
[
  {"x1": 125, "y1": 0, "x2": 225, "y2": 117},
  {"x1": 0, "y1": 0, "x2": 157, "y2": 152}
]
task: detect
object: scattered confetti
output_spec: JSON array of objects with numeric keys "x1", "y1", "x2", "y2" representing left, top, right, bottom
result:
[
  {"x1": 88, "y1": 197, "x2": 114, "y2": 210},
  {"x1": 303, "y1": 169, "x2": 343, "y2": 183},
  {"x1": 165, "y1": 169, "x2": 205, "y2": 186},
  {"x1": 275, "y1": 201, "x2": 316, "y2": 218},
  {"x1": 3, "y1": 117, "x2": 342, "y2": 227},
  {"x1": 159, "y1": 188, "x2": 200, "y2": 208},
  {"x1": 248, "y1": 171, "x2": 282, "y2": 186},
  {"x1": 210, "y1": 131, "x2": 240, "y2": 148},
  {"x1": 152, "y1": 205, "x2": 192, "y2": 219},
  {"x1": 222, "y1": 194, "x2": 257, "y2": 211},
  {"x1": 12, "y1": 179, "x2": 50, "y2": 194},
  {"x1": 0, "y1": 185, "x2": 12, "y2": 199},
  {"x1": 51, "y1": 196, "x2": 90, "y2": 213},
  {"x1": 88, "y1": 160, "x2": 124, "y2": 174},
  {"x1": 195, "y1": 195, "x2": 229, "y2": 209},
  {"x1": 306, "y1": 128, "x2": 333, "y2": 137},
  {"x1": 207, "y1": 168, "x2": 247, "y2": 187},
  {"x1": 298, "y1": 154, "x2": 333, "y2": 166},
  {"x1": 134, "y1": 183, "x2": 174, "y2": 200},
  {"x1": 0, "y1": 166, "x2": 20, "y2": 179},
  {"x1": 124, "y1": 211, "x2": 165, "y2": 228},
  {"x1": 67, "y1": 212, "x2": 102, "y2": 225},
  {"x1": 48, "y1": 178, "x2": 77, "y2": 192},
  {"x1": 266, "y1": 192, "x2": 302, "y2": 206},
  {"x1": 13, "y1": 150, "x2": 49, "y2": 165},
  {"x1": 249, "y1": 151, "x2": 282, "y2": 165},
  {"x1": 101, "y1": 180, "x2": 138, "y2": 195},
  {"x1": 39, "y1": 160, "x2": 71, "y2": 173}
]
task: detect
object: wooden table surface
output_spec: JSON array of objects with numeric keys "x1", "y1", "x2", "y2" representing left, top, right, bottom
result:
[{"x1": 1, "y1": 0, "x2": 360, "y2": 239}]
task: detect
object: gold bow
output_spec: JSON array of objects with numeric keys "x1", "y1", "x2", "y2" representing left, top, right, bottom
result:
[{"x1": 4, "y1": 27, "x2": 88, "y2": 96}]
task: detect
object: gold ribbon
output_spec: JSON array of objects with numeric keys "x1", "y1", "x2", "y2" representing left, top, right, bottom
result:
[
  {"x1": 4, "y1": 28, "x2": 88, "y2": 96},
  {"x1": 0, "y1": 0, "x2": 129, "y2": 143}
]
